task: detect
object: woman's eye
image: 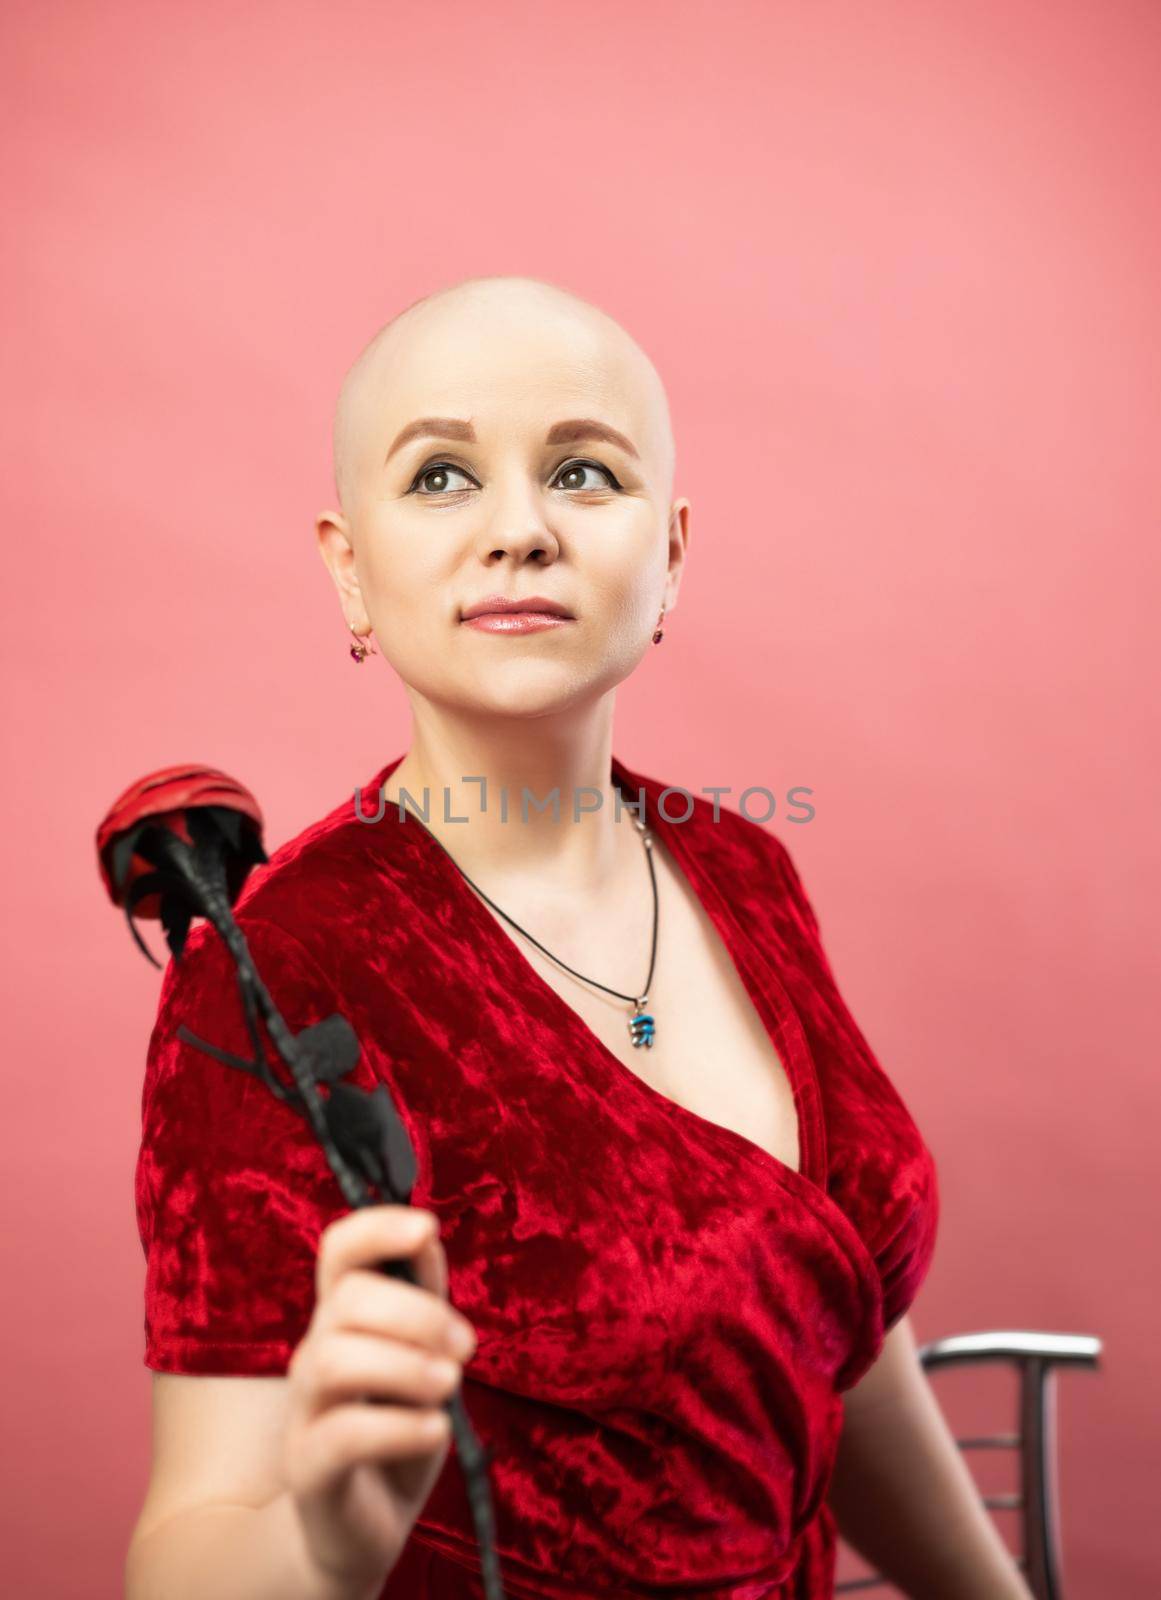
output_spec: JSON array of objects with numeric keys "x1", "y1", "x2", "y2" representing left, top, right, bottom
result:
[
  {"x1": 408, "y1": 458, "x2": 620, "y2": 496},
  {"x1": 554, "y1": 459, "x2": 620, "y2": 492},
  {"x1": 412, "y1": 463, "x2": 475, "y2": 496}
]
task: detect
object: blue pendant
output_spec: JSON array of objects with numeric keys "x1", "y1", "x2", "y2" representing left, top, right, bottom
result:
[{"x1": 628, "y1": 999, "x2": 655, "y2": 1049}]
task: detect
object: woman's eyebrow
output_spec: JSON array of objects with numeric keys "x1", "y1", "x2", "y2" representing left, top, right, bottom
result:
[
  {"x1": 386, "y1": 417, "x2": 475, "y2": 462},
  {"x1": 384, "y1": 416, "x2": 640, "y2": 464}
]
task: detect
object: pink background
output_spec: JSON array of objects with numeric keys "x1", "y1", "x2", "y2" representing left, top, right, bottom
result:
[{"x1": 4, "y1": 2, "x2": 1158, "y2": 1595}]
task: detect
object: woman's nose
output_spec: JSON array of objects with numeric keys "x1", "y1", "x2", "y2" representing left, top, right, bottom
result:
[{"x1": 472, "y1": 478, "x2": 562, "y2": 564}]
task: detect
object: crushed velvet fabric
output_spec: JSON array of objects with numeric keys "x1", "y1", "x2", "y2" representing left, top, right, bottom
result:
[{"x1": 136, "y1": 752, "x2": 939, "y2": 1599}]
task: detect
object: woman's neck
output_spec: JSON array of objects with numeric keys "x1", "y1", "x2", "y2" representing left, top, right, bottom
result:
[{"x1": 381, "y1": 724, "x2": 641, "y2": 894}]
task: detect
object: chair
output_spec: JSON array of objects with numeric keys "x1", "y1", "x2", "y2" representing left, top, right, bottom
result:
[{"x1": 834, "y1": 1330, "x2": 1102, "y2": 1600}]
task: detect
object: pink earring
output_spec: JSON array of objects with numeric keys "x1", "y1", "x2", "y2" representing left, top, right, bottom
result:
[
  {"x1": 348, "y1": 623, "x2": 378, "y2": 664},
  {"x1": 652, "y1": 607, "x2": 666, "y2": 645}
]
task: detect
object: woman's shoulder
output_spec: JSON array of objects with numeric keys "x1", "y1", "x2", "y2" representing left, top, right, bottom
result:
[
  {"x1": 213, "y1": 764, "x2": 423, "y2": 981},
  {"x1": 619, "y1": 753, "x2": 819, "y2": 939}
]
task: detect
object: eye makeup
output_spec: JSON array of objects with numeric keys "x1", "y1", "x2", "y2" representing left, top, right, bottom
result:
[{"x1": 405, "y1": 458, "x2": 623, "y2": 496}]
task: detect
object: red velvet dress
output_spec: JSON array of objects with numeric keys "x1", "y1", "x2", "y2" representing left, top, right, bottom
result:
[{"x1": 135, "y1": 752, "x2": 940, "y2": 1599}]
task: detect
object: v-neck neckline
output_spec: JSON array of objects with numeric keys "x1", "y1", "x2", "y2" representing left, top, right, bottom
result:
[{"x1": 361, "y1": 752, "x2": 832, "y2": 1201}]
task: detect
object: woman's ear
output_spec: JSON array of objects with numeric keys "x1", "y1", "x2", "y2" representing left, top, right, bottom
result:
[
  {"x1": 664, "y1": 497, "x2": 691, "y2": 614},
  {"x1": 315, "y1": 509, "x2": 371, "y2": 633}
]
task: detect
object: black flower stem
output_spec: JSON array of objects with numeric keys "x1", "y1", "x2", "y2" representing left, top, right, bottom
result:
[
  {"x1": 207, "y1": 888, "x2": 371, "y2": 1206},
  {"x1": 153, "y1": 832, "x2": 507, "y2": 1599},
  {"x1": 152, "y1": 832, "x2": 368, "y2": 1206}
]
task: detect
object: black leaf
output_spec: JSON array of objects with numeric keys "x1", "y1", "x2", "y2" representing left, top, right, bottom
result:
[
  {"x1": 295, "y1": 1015, "x2": 362, "y2": 1084},
  {"x1": 373, "y1": 1084, "x2": 419, "y2": 1202},
  {"x1": 323, "y1": 1081, "x2": 417, "y2": 1202}
]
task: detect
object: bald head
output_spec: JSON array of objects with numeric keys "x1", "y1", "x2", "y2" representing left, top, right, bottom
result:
[{"x1": 330, "y1": 274, "x2": 676, "y2": 521}]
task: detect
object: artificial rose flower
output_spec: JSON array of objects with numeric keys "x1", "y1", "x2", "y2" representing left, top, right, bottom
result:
[{"x1": 96, "y1": 764, "x2": 265, "y2": 919}]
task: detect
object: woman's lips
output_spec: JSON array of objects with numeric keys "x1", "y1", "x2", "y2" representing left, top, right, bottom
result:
[{"x1": 461, "y1": 612, "x2": 575, "y2": 634}]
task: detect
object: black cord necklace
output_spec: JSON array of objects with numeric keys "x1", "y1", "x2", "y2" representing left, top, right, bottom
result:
[{"x1": 413, "y1": 803, "x2": 660, "y2": 1050}]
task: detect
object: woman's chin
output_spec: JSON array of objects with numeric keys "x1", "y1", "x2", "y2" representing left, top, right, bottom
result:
[{"x1": 438, "y1": 665, "x2": 606, "y2": 719}]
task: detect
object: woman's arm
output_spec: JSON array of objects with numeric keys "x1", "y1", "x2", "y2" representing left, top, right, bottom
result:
[
  {"x1": 826, "y1": 1315, "x2": 1035, "y2": 1600},
  {"x1": 127, "y1": 1488, "x2": 372, "y2": 1600},
  {"x1": 125, "y1": 1374, "x2": 378, "y2": 1600}
]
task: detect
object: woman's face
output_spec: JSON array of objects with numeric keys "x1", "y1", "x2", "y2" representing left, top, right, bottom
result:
[{"x1": 318, "y1": 292, "x2": 689, "y2": 721}]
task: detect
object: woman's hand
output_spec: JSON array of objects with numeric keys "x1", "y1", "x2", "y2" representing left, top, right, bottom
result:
[{"x1": 280, "y1": 1205, "x2": 478, "y2": 1599}]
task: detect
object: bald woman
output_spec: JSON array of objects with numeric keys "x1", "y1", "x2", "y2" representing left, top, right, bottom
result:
[{"x1": 125, "y1": 276, "x2": 1028, "y2": 1600}]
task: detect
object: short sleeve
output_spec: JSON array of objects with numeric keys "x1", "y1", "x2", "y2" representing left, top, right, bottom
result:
[
  {"x1": 768, "y1": 831, "x2": 839, "y2": 987},
  {"x1": 768, "y1": 830, "x2": 941, "y2": 1334},
  {"x1": 871, "y1": 1158, "x2": 941, "y2": 1332},
  {"x1": 135, "y1": 914, "x2": 350, "y2": 1376}
]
